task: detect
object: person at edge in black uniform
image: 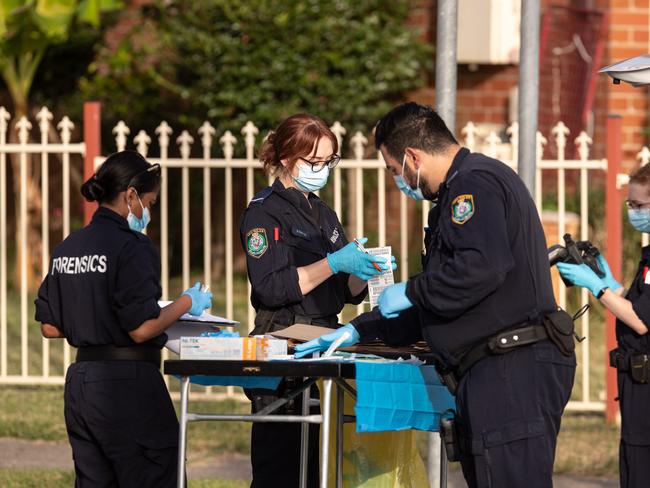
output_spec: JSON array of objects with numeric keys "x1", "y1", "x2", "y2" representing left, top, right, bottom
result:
[
  {"x1": 296, "y1": 102, "x2": 577, "y2": 488},
  {"x1": 34, "y1": 150, "x2": 213, "y2": 488},
  {"x1": 558, "y1": 163, "x2": 650, "y2": 488},
  {"x1": 239, "y1": 113, "x2": 396, "y2": 487}
]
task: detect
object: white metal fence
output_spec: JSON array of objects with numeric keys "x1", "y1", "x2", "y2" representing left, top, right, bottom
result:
[
  {"x1": 0, "y1": 105, "x2": 634, "y2": 412},
  {"x1": 0, "y1": 107, "x2": 84, "y2": 384}
]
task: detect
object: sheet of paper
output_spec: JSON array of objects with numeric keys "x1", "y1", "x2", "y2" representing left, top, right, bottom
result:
[
  {"x1": 366, "y1": 246, "x2": 394, "y2": 309},
  {"x1": 164, "y1": 321, "x2": 222, "y2": 354},
  {"x1": 158, "y1": 300, "x2": 238, "y2": 325}
]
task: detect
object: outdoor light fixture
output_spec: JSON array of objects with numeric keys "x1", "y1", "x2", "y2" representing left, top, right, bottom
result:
[{"x1": 600, "y1": 54, "x2": 650, "y2": 86}]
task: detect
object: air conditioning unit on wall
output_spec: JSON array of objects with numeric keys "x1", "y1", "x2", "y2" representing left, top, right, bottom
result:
[{"x1": 457, "y1": 0, "x2": 521, "y2": 65}]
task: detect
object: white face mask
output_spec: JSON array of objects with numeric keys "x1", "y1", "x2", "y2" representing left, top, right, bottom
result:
[
  {"x1": 292, "y1": 163, "x2": 330, "y2": 192},
  {"x1": 127, "y1": 193, "x2": 151, "y2": 232},
  {"x1": 628, "y1": 207, "x2": 650, "y2": 233},
  {"x1": 393, "y1": 154, "x2": 424, "y2": 201}
]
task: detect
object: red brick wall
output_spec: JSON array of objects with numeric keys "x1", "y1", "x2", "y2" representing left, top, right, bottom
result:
[
  {"x1": 606, "y1": 0, "x2": 650, "y2": 170},
  {"x1": 407, "y1": 0, "x2": 650, "y2": 166}
]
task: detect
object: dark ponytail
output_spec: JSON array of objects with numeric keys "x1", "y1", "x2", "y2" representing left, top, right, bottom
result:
[{"x1": 80, "y1": 150, "x2": 161, "y2": 204}]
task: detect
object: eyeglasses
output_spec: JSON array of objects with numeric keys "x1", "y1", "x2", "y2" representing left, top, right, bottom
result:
[
  {"x1": 299, "y1": 154, "x2": 341, "y2": 173},
  {"x1": 625, "y1": 199, "x2": 650, "y2": 210}
]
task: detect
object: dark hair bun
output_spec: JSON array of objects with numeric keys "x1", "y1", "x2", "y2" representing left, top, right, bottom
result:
[{"x1": 81, "y1": 176, "x2": 105, "y2": 202}]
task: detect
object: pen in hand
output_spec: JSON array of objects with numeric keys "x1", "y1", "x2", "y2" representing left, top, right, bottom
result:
[{"x1": 353, "y1": 238, "x2": 383, "y2": 273}]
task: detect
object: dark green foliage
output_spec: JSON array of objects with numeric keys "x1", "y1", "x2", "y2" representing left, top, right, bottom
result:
[{"x1": 81, "y1": 0, "x2": 432, "y2": 146}]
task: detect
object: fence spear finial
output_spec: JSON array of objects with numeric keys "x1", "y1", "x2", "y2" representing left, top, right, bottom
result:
[
  {"x1": 552, "y1": 121, "x2": 570, "y2": 160},
  {"x1": 36, "y1": 107, "x2": 53, "y2": 139},
  {"x1": 177, "y1": 130, "x2": 194, "y2": 159},
  {"x1": 198, "y1": 121, "x2": 216, "y2": 156},
  {"x1": 155, "y1": 121, "x2": 173, "y2": 152},
  {"x1": 112, "y1": 121, "x2": 130, "y2": 151},
  {"x1": 57, "y1": 116, "x2": 74, "y2": 145},
  {"x1": 575, "y1": 131, "x2": 593, "y2": 162},
  {"x1": 134, "y1": 130, "x2": 152, "y2": 157},
  {"x1": 220, "y1": 130, "x2": 237, "y2": 160},
  {"x1": 351, "y1": 131, "x2": 368, "y2": 160},
  {"x1": 241, "y1": 121, "x2": 259, "y2": 161},
  {"x1": 330, "y1": 121, "x2": 346, "y2": 153},
  {"x1": 0, "y1": 108, "x2": 10, "y2": 143},
  {"x1": 16, "y1": 116, "x2": 32, "y2": 144}
]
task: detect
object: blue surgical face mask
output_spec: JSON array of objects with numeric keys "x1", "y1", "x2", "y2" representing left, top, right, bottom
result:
[
  {"x1": 127, "y1": 193, "x2": 151, "y2": 233},
  {"x1": 292, "y1": 163, "x2": 330, "y2": 193},
  {"x1": 393, "y1": 154, "x2": 424, "y2": 201},
  {"x1": 628, "y1": 208, "x2": 650, "y2": 233}
]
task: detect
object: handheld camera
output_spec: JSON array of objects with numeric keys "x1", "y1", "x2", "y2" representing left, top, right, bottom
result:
[{"x1": 548, "y1": 234, "x2": 605, "y2": 287}]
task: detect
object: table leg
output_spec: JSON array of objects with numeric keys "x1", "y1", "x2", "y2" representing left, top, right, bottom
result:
[
  {"x1": 439, "y1": 432, "x2": 448, "y2": 488},
  {"x1": 299, "y1": 379, "x2": 310, "y2": 488},
  {"x1": 177, "y1": 376, "x2": 190, "y2": 488},
  {"x1": 320, "y1": 378, "x2": 333, "y2": 488},
  {"x1": 336, "y1": 384, "x2": 343, "y2": 488}
]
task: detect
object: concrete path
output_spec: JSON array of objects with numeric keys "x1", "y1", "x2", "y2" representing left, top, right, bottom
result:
[{"x1": 0, "y1": 438, "x2": 619, "y2": 487}]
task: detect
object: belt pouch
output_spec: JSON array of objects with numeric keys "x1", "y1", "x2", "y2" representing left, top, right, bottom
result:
[
  {"x1": 542, "y1": 310, "x2": 575, "y2": 356},
  {"x1": 609, "y1": 348, "x2": 623, "y2": 369},
  {"x1": 630, "y1": 354, "x2": 649, "y2": 384}
]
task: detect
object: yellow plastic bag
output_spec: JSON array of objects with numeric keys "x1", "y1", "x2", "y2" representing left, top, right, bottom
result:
[{"x1": 319, "y1": 380, "x2": 429, "y2": 487}]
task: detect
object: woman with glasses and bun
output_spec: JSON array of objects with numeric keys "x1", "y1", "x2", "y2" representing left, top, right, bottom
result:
[
  {"x1": 558, "y1": 164, "x2": 650, "y2": 488},
  {"x1": 34, "y1": 150, "x2": 213, "y2": 487},
  {"x1": 239, "y1": 114, "x2": 396, "y2": 487}
]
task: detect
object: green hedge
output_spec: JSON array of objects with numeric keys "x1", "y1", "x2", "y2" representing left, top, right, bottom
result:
[{"x1": 82, "y1": 0, "x2": 432, "y2": 144}]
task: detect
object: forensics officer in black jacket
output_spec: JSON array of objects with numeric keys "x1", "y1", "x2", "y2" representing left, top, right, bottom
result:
[
  {"x1": 240, "y1": 113, "x2": 395, "y2": 487},
  {"x1": 35, "y1": 150, "x2": 212, "y2": 488},
  {"x1": 559, "y1": 163, "x2": 650, "y2": 488},
  {"x1": 297, "y1": 103, "x2": 576, "y2": 488}
]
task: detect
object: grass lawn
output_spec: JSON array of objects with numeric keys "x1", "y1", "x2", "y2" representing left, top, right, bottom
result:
[
  {"x1": 555, "y1": 413, "x2": 620, "y2": 477},
  {"x1": 0, "y1": 469, "x2": 75, "y2": 487},
  {"x1": 0, "y1": 470, "x2": 249, "y2": 488}
]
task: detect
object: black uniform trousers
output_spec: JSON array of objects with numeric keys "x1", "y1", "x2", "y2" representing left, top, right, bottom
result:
[
  {"x1": 618, "y1": 370, "x2": 650, "y2": 488},
  {"x1": 64, "y1": 360, "x2": 179, "y2": 488},
  {"x1": 455, "y1": 340, "x2": 575, "y2": 488},
  {"x1": 249, "y1": 380, "x2": 320, "y2": 488}
]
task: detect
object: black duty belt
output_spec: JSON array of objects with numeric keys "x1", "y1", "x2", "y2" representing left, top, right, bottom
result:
[
  {"x1": 610, "y1": 348, "x2": 650, "y2": 383},
  {"x1": 439, "y1": 324, "x2": 548, "y2": 394},
  {"x1": 76, "y1": 345, "x2": 161, "y2": 366}
]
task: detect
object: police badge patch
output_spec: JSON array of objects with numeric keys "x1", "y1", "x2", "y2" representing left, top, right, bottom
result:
[
  {"x1": 246, "y1": 228, "x2": 268, "y2": 258},
  {"x1": 451, "y1": 194, "x2": 475, "y2": 225}
]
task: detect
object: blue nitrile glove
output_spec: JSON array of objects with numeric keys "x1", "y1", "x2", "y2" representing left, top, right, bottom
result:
[
  {"x1": 556, "y1": 263, "x2": 607, "y2": 297},
  {"x1": 378, "y1": 282, "x2": 413, "y2": 318},
  {"x1": 389, "y1": 255, "x2": 397, "y2": 271},
  {"x1": 596, "y1": 255, "x2": 622, "y2": 291},
  {"x1": 326, "y1": 237, "x2": 387, "y2": 281},
  {"x1": 294, "y1": 324, "x2": 360, "y2": 359},
  {"x1": 181, "y1": 282, "x2": 213, "y2": 316}
]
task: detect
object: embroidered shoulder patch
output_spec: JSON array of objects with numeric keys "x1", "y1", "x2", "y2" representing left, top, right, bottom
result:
[
  {"x1": 246, "y1": 228, "x2": 268, "y2": 258},
  {"x1": 451, "y1": 194, "x2": 475, "y2": 225}
]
